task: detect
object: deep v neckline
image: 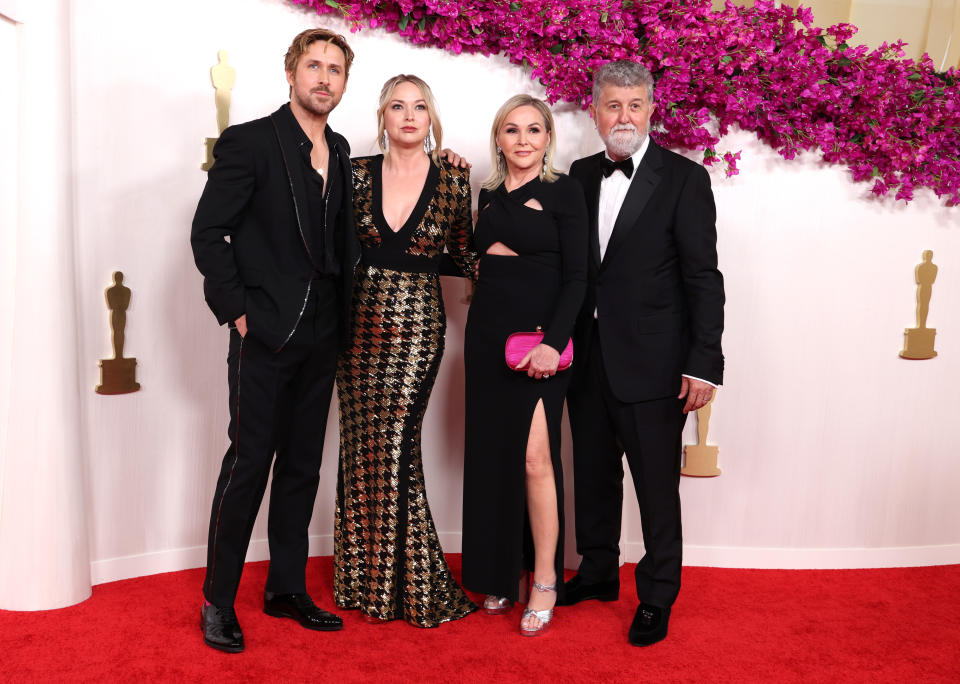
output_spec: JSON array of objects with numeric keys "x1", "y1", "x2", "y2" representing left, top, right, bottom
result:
[{"x1": 372, "y1": 155, "x2": 440, "y2": 239}]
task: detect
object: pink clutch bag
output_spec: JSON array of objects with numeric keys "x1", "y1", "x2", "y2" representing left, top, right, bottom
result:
[{"x1": 504, "y1": 327, "x2": 574, "y2": 372}]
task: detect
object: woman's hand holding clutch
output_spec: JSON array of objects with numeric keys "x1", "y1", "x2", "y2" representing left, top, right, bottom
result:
[{"x1": 515, "y1": 343, "x2": 560, "y2": 380}]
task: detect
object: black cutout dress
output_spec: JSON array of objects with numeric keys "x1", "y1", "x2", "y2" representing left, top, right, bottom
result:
[{"x1": 461, "y1": 175, "x2": 587, "y2": 600}]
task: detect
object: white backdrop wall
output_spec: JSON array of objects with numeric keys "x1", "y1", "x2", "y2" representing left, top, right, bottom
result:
[
  {"x1": 1, "y1": 0, "x2": 958, "y2": 609},
  {"x1": 0, "y1": 0, "x2": 92, "y2": 610}
]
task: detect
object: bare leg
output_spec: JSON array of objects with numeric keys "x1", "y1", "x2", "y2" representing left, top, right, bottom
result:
[{"x1": 521, "y1": 399, "x2": 558, "y2": 632}]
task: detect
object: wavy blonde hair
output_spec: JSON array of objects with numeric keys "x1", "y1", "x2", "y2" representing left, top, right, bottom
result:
[
  {"x1": 482, "y1": 94, "x2": 560, "y2": 190},
  {"x1": 376, "y1": 74, "x2": 443, "y2": 163}
]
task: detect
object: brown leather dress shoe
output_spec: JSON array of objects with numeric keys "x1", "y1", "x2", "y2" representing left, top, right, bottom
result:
[
  {"x1": 200, "y1": 602, "x2": 244, "y2": 653},
  {"x1": 628, "y1": 603, "x2": 670, "y2": 646},
  {"x1": 263, "y1": 592, "x2": 344, "y2": 631}
]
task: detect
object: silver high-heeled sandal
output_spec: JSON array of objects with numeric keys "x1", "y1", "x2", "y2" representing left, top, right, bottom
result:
[
  {"x1": 519, "y1": 580, "x2": 556, "y2": 637},
  {"x1": 484, "y1": 572, "x2": 531, "y2": 615},
  {"x1": 483, "y1": 595, "x2": 512, "y2": 615}
]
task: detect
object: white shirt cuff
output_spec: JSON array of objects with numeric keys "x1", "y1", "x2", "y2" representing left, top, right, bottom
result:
[{"x1": 683, "y1": 374, "x2": 718, "y2": 388}]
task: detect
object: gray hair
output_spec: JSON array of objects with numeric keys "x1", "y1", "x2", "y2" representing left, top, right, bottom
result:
[{"x1": 591, "y1": 61, "x2": 655, "y2": 104}]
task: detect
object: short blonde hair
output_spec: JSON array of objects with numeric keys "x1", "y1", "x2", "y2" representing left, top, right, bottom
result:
[
  {"x1": 376, "y1": 74, "x2": 443, "y2": 163},
  {"x1": 482, "y1": 95, "x2": 560, "y2": 190}
]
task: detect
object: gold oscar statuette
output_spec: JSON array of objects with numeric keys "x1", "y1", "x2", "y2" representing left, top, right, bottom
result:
[
  {"x1": 899, "y1": 250, "x2": 938, "y2": 360},
  {"x1": 202, "y1": 49, "x2": 236, "y2": 171},
  {"x1": 95, "y1": 271, "x2": 141, "y2": 395},
  {"x1": 682, "y1": 394, "x2": 721, "y2": 477}
]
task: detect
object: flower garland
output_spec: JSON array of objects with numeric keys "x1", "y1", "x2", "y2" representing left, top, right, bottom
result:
[{"x1": 292, "y1": 0, "x2": 960, "y2": 204}]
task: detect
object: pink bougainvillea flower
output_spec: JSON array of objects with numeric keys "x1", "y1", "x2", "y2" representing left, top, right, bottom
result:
[{"x1": 293, "y1": 0, "x2": 960, "y2": 204}]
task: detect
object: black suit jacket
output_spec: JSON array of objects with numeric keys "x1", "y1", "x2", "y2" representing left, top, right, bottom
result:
[
  {"x1": 569, "y1": 141, "x2": 724, "y2": 403},
  {"x1": 191, "y1": 104, "x2": 360, "y2": 351}
]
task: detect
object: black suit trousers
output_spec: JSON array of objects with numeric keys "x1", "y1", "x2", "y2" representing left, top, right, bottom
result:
[
  {"x1": 567, "y1": 321, "x2": 687, "y2": 609},
  {"x1": 203, "y1": 282, "x2": 339, "y2": 608}
]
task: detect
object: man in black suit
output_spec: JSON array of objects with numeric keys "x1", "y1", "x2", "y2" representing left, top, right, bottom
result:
[
  {"x1": 564, "y1": 61, "x2": 725, "y2": 646},
  {"x1": 191, "y1": 28, "x2": 360, "y2": 653}
]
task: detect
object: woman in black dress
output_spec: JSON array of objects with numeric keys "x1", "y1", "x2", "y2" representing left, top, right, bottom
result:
[
  {"x1": 462, "y1": 95, "x2": 587, "y2": 636},
  {"x1": 334, "y1": 75, "x2": 478, "y2": 627}
]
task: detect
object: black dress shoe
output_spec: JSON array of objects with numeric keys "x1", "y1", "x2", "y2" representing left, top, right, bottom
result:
[
  {"x1": 628, "y1": 603, "x2": 670, "y2": 646},
  {"x1": 263, "y1": 592, "x2": 344, "y2": 631},
  {"x1": 200, "y1": 603, "x2": 244, "y2": 653},
  {"x1": 557, "y1": 574, "x2": 619, "y2": 606}
]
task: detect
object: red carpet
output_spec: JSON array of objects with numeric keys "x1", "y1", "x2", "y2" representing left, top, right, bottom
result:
[{"x1": 2, "y1": 556, "x2": 958, "y2": 682}]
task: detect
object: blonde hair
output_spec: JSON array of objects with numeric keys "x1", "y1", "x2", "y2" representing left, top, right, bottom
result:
[
  {"x1": 284, "y1": 28, "x2": 354, "y2": 77},
  {"x1": 376, "y1": 75, "x2": 443, "y2": 163},
  {"x1": 482, "y1": 95, "x2": 560, "y2": 190}
]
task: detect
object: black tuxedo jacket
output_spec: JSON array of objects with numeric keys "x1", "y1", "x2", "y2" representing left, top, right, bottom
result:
[
  {"x1": 191, "y1": 104, "x2": 360, "y2": 351},
  {"x1": 569, "y1": 141, "x2": 724, "y2": 403}
]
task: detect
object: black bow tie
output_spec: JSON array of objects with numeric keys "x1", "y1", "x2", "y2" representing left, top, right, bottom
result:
[{"x1": 601, "y1": 157, "x2": 634, "y2": 179}]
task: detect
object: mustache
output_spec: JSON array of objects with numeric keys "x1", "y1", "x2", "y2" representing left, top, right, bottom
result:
[{"x1": 610, "y1": 124, "x2": 639, "y2": 134}]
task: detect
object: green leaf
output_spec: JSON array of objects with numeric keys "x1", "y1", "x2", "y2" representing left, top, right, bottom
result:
[
  {"x1": 720, "y1": 55, "x2": 733, "y2": 64},
  {"x1": 934, "y1": 86, "x2": 945, "y2": 96},
  {"x1": 622, "y1": 0, "x2": 633, "y2": 8},
  {"x1": 837, "y1": 58, "x2": 853, "y2": 66},
  {"x1": 837, "y1": 42, "x2": 848, "y2": 52},
  {"x1": 907, "y1": 73, "x2": 923, "y2": 81},
  {"x1": 418, "y1": 16, "x2": 426, "y2": 30},
  {"x1": 550, "y1": 43, "x2": 564, "y2": 54},
  {"x1": 871, "y1": 165, "x2": 880, "y2": 177},
  {"x1": 910, "y1": 89, "x2": 925, "y2": 103},
  {"x1": 509, "y1": 2, "x2": 520, "y2": 10},
  {"x1": 324, "y1": 0, "x2": 340, "y2": 8},
  {"x1": 398, "y1": 14, "x2": 410, "y2": 30},
  {"x1": 850, "y1": 133, "x2": 864, "y2": 144},
  {"x1": 816, "y1": 35, "x2": 827, "y2": 46},
  {"x1": 601, "y1": 11, "x2": 608, "y2": 22},
  {"x1": 704, "y1": 147, "x2": 717, "y2": 158},
  {"x1": 472, "y1": 26, "x2": 482, "y2": 34}
]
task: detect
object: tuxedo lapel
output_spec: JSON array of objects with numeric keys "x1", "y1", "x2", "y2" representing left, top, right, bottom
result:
[
  {"x1": 583, "y1": 156, "x2": 603, "y2": 270},
  {"x1": 269, "y1": 106, "x2": 315, "y2": 264},
  {"x1": 602, "y1": 142, "x2": 663, "y2": 268}
]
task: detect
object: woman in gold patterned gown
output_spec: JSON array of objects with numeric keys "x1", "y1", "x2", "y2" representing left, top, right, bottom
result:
[{"x1": 333, "y1": 75, "x2": 478, "y2": 627}]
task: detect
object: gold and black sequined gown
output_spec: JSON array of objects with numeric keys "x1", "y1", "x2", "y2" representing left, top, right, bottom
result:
[{"x1": 334, "y1": 155, "x2": 478, "y2": 627}]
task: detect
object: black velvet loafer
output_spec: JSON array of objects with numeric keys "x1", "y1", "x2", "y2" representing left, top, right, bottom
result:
[
  {"x1": 263, "y1": 592, "x2": 344, "y2": 631},
  {"x1": 557, "y1": 574, "x2": 619, "y2": 606},
  {"x1": 200, "y1": 603, "x2": 244, "y2": 653},
  {"x1": 628, "y1": 603, "x2": 670, "y2": 646}
]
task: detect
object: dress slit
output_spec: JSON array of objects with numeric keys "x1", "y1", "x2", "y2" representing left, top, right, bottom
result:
[{"x1": 518, "y1": 396, "x2": 565, "y2": 585}]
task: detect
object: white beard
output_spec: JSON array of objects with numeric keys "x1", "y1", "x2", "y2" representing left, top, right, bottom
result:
[{"x1": 601, "y1": 125, "x2": 645, "y2": 159}]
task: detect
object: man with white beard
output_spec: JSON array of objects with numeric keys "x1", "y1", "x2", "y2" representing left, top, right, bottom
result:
[{"x1": 562, "y1": 61, "x2": 725, "y2": 646}]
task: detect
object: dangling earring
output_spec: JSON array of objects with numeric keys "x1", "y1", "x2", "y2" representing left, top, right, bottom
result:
[
  {"x1": 542, "y1": 150, "x2": 549, "y2": 175},
  {"x1": 424, "y1": 129, "x2": 433, "y2": 154},
  {"x1": 381, "y1": 131, "x2": 389, "y2": 153},
  {"x1": 496, "y1": 146, "x2": 504, "y2": 174}
]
